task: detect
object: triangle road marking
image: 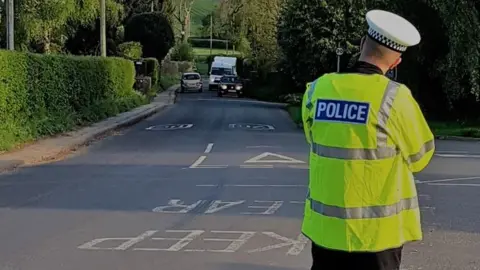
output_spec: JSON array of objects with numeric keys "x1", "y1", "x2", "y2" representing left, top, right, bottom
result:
[{"x1": 244, "y1": 152, "x2": 305, "y2": 164}]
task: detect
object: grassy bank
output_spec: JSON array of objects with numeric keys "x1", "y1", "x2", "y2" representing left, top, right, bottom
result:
[
  {"x1": 429, "y1": 121, "x2": 480, "y2": 138},
  {"x1": 160, "y1": 73, "x2": 181, "y2": 91}
]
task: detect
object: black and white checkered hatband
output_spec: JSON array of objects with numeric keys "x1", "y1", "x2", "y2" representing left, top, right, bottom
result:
[{"x1": 367, "y1": 27, "x2": 407, "y2": 52}]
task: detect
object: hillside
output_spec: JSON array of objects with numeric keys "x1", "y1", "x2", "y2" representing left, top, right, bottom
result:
[{"x1": 190, "y1": 0, "x2": 220, "y2": 36}]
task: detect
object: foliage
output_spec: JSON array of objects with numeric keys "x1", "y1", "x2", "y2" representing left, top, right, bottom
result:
[
  {"x1": 124, "y1": 12, "x2": 175, "y2": 61},
  {"x1": 214, "y1": 0, "x2": 283, "y2": 74},
  {"x1": 171, "y1": 42, "x2": 195, "y2": 61},
  {"x1": 14, "y1": 0, "x2": 124, "y2": 53},
  {"x1": 277, "y1": 0, "x2": 367, "y2": 87},
  {"x1": 160, "y1": 74, "x2": 181, "y2": 91},
  {"x1": 0, "y1": 50, "x2": 146, "y2": 151},
  {"x1": 118, "y1": 41, "x2": 143, "y2": 59},
  {"x1": 144, "y1": 58, "x2": 160, "y2": 85}
]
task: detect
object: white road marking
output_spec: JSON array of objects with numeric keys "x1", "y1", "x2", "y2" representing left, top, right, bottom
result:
[
  {"x1": 229, "y1": 123, "x2": 275, "y2": 130},
  {"x1": 192, "y1": 231, "x2": 256, "y2": 253},
  {"x1": 288, "y1": 165, "x2": 309, "y2": 169},
  {"x1": 247, "y1": 232, "x2": 308, "y2": 255},
  {"x1": 204, "y1": 143, "x2": 214, "y2": 153},
  {"x1": 241, "y1": 200, "x2": 283, "y2": 215},
  {"x1": 78, "y1": 230, "x2": 158, "y2": 250},
  {"x1": 189, "y1": 156, "x2": 207, "y2": 168},
  {"x1": 205, "y1": 200, "x2": 245, "y2": 214},
  {"x1": 246, "y1": 146, "x2": 282, "y2": 149},
  {"x1": 244, "y1": 152, "x2": 305, "y2": 164},
  {"x1": 417, "y1": 176, "x2": 480, "y2": 184},
  {"x1": 146, "y1": 124, "x2": 193, "y2": 131},
  {"x1": 428, "y1": 183, "x2": 480, "y2": 187},
  {"x1": 193, "y1": 165, "x2": 229, "y2": 169},
  {"x1": 195, "y1": 184, "x2": 307, "y2": 188},
  {"x1": 78, "y1": 230, "x2": 308, "y2": 255},
  {"x1": 152, "y1": 199, "x2": 204, "y2": 213},
  {"x1": 240, "y1": 165, "x2": 274, "y2": 168},
  {"x1": 135, "y1": 230, "x2": 205, "y2": 251},
  {"x1": 290, "y1": 201, "x2": 305, "y2": 204},
  {"x1": 152, "y1": 199, "x2": 309, "y2": 215},
  {"x1": 435, "y1": 154, "x2": 480, "y2": 158}
]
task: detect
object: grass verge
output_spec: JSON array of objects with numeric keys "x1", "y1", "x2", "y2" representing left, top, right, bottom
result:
[
  {"x1": 193, "y1": 47, "x2": 241, "y2": 56},
  {"x1": 429, "y1": 121, "x2": 480, "y2": 138},
  {"x1": 160, "y1": 73, "x2": 181, "y2": 91}
]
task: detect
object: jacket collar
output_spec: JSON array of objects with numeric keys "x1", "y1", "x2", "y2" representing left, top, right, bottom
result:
[{"x1": 345, "y1": 61, "x2": 383, "y2": 75}]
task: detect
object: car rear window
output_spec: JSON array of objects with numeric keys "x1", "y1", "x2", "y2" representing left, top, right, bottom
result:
[{"x1": 183, "y1": 74, "x2": 200, "y2": 80}]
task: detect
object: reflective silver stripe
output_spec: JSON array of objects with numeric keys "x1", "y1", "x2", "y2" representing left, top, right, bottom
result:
[
  {"x1": 308, "y1": 196, "x2": 419, "y2": 219},
  {"x1": 305, "y1": 79, "x2": 318, "y2": 110},
  {"x1": 408, "y1": 139, "x2": 435, "y2": 164},
  {"x1": 312, "y1": 143, "x2": 397, "y2": 160},
  {"x1": 311, "y1": 80, "x2": 401, "y2": 160}
]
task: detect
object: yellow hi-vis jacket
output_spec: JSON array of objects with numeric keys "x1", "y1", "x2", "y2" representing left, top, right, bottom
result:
[{"x1": 301, "y1": 73, "x2": 435, "y2": 252}]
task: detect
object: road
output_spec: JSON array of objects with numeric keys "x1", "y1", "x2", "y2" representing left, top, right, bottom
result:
[{"x1": 0, "y1": 88, "x2": 479, "y2": 270}]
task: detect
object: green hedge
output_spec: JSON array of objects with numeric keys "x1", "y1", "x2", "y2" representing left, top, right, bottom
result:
[
  {"x1": 0, "y1": 50, "x2": 146, "y2": 151},
  {"x1": 144, "y1": 58, "x2": 160, "y2": 86}
]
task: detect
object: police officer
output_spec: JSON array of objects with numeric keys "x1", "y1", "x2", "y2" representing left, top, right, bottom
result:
[{"x1": 301, "y1": 10, "x2": 435, "y2": 270}]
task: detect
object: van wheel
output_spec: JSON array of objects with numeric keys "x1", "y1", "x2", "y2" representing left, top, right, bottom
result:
[{"x1": 217, "y1": 92, "x2": 222, "y2": 97}]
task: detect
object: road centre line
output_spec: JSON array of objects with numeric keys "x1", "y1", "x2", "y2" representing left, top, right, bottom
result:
[{"x1": 204, "y1": 143, "x2": 214, "y2": 153}]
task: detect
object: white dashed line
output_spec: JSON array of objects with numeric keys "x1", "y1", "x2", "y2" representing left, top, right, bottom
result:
[{"x1": 204, "y1": 143, "x2": 214, "y2": 153}]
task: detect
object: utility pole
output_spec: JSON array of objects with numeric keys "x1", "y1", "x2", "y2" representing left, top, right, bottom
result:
[
  {"x1": 151, "y1": 1, "x2": 154, "y2": 12},
  {"x1": 100, "y1": 0, "x2": 107, "y2": 56},
  {"x1": 6, "y1": 0, "x2": 14, "y2": 50},
  {"x1": 209, "y1": 15, "x2": 213, "y2": 56}
]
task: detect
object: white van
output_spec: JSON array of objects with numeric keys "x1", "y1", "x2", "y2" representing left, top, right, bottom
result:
[
  {"x1": 213, "y1": 56, "x2": 237, "y2": 75},
  {"x1": 209, "y1": 61, "x2": 234, "y2": 91}
]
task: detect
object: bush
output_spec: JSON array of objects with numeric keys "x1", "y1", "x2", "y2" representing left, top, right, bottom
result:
[
  {"x1": 171, "y1": 42, "x2": 195, "y2": 62},
  {"x1": 144, "y1": 58, "x2": 160, "y2": 86},
  {"x1": 0, "y1": 50, "x2": 146, "y2": 151},
  {"x1": 118, "y1": 41, "x2": 143, "y2": 60},
  {"x1": 125, "y1": 12, "x2": 175, "y2": 61}
]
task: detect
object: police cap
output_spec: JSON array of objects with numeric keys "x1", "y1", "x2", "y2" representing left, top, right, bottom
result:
[{"x1": 366, "y1": 10, "x2": 421, "y2": 53}]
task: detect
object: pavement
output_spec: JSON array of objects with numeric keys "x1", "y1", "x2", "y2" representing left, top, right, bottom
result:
[{"x1": 0, "y1": 85, "x2": 479, "y2": 270}]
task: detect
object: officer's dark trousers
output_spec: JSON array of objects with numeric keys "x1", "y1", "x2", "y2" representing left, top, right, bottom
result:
[{"x1": 311, "y1": 243, "x2": 403, "y2": 270}]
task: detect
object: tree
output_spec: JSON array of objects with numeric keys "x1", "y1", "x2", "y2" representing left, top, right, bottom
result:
[
  {"x1": 120, "y1": 0, "x2": 174, "y2": 23},
  {"x1": 13, "y1": 0, "x2": 123, "y2": 53},
  {"x1": 124, "y1": 12, "x2": 175, "y2": 61},
  {"x1": 277, "y1": 0, "x2": 367, "y2": 86},
  {"x1": 171, "y1": 0, "x2": 196, "y2": 43},
  {"x1": 215, "y1": 0, "x2": 283, "y2": 73}
]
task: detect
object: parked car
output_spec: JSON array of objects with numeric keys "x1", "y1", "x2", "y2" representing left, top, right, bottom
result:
[
  {"x1": 180, "y1": 72, "x2": 203, "y2": 93},
  {"x1": 217, "y1": 75, "x2": 243, "y2": 97}
]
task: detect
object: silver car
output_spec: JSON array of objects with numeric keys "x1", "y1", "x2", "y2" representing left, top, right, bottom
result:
[{"x1": 180, "y1": 72, "x2": 203, "y2": 93}]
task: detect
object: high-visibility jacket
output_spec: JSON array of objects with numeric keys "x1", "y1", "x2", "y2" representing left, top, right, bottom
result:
[{"x1": 301, "y1": 72, "x2": 435, "y2": 252}]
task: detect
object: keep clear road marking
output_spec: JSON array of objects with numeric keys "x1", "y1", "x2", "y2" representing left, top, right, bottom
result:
[{"x1": 78, "y1": 230, "x2": 309, "y2": 255}]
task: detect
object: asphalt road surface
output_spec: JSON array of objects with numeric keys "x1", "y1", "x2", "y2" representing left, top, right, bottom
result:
[{"x1": 0, "y1": 88, "x2": 479, "y2": 270}]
